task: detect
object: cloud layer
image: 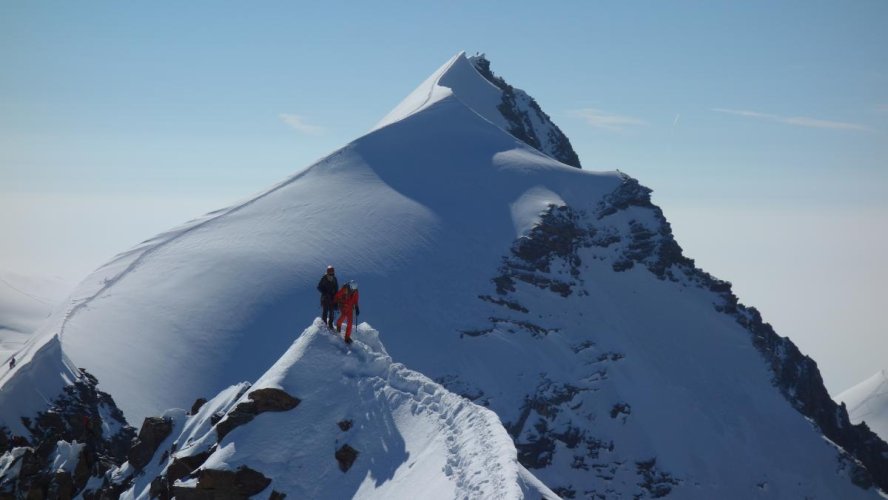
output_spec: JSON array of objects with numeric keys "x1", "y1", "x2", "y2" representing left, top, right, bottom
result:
[
  {"x1": 569, "y1": 108, "x2": 647, "y2": 132},
  {"x1": 712, "y1": 108, "x2": 870, "y2": 132},
  {"x1": 279, "y1": 113, "x2": 325, "y2": 135}
]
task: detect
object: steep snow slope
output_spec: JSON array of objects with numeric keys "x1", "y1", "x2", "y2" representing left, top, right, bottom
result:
[
  {"x1": 8, "y1": 52, "x2": 886, "y2": 497},
  {"x1": 839, "y1": 370, "x2": 888, "y2": 441},
  {"x1": 103, "y1": 321, "x2": 554, "y2": 500},
  {"x1": 0, "y1": 335, "x2": 81, "y2": 437},
  {"x1": 55, "y1": 52, "x2": 622, "y2": 422}
]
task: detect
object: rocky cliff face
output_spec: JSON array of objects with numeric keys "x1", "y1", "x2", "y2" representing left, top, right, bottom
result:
[
  {"x1": 469, "y1": 54, "x2": 582, "y2": 169},
  {"x1": 601, "y1": 175, "x2": 888, "y2": 491},
  {"x1": 84, "y1": 384, "x2": 297, "y2": 500},
  {"x1": 467, "y1": 173, "x2": 888, "y2": 496},
  {"x1": 0, "y1": 369, "x2": 135, "y2": 499}
]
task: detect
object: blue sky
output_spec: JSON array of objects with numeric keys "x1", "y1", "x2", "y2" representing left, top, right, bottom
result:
[{"x1": 1, "y1": 1, "x2": 886, "y2": 392}]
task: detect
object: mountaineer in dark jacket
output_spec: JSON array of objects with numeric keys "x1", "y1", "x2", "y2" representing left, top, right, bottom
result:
[{"x1": 317, "y1": 265, "x2": 339, "y2": 329}]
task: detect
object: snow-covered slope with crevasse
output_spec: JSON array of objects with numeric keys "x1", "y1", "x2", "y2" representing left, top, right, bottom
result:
[
  {"x1": 5, "y1": 52, "x2": 887, "y2": 498},
  {"x1": 106, "y1": 321, "x2": 554, "y2": 500},
  {"x1": 839, "y1": 370, "x2": 888, "y2": 442}
]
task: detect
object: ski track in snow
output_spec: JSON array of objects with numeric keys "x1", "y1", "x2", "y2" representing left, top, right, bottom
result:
[
  {"x1": 323, "y1": 322, "x2": 523, "y2": 499},
  {"x1": 376, "y1": 357, "x2": 510, "y2": 498},
  {"x1": 2, "y1": 159, "x2": 326, "y2": 385},
  {"x1": 53, "y1": 151, "x2": 345, "y2": 344}
]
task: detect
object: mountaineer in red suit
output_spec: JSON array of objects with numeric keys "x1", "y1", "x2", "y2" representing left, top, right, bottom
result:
[{"x1": 334, "y1": 281, "x2": 360, "y2": 344}]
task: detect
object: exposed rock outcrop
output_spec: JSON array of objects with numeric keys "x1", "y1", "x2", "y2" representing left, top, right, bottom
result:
[
  {"x1": 172, "y1": 466, "x2": 272, "y2": 499},
  {"x1": 469, "y1": 54, "x2": 582, "y2": 169},
  {"x1": 335, "y1": 444, "x2": 359, "y2": 473},
  {"x1": 91, "y1": 385, "x2": 301, "y2": 499},
  {"x1": 0, "y1": 369, "x2": 134, "y2": 499},
  {"x1": 128, "y1": 416, "x2": 173, "y2": 470},
  {"x1": 216, "y1": 388, "x2": 300, "y2": 440},
  {"x1": 597, "y1": 175, "x2": 888, "y2": 491},
  {"x1": 190, "y1": 398, "x2": 208, "y2": 416},
  {"x1": 248, "y1": 388, "x2": 300, "y2": 414},
  {"x1": 465, "y1": 172, "x2": 888, "y2": 495}
]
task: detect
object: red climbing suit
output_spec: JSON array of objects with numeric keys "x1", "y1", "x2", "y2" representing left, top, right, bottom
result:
[{"x1": 334, "y1": 286, "x2": 360, "y2": 339}]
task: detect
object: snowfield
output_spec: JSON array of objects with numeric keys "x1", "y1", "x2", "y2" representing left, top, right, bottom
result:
[{"x1": 2, "y1": 51, "x2": 886, "y2": 498}]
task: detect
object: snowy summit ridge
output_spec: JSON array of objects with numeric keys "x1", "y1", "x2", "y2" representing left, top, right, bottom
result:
[
  {"x1": 2, "y1": 51, "x2": 888, "y2": 499},
  {"x1": 375, "y1": 52, "x2": 581, "y2": 168}
]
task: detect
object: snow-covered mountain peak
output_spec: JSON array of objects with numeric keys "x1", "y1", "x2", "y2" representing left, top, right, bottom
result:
[
  {"x1": 467, "y1": 53, "x2": 582, "y2": 168},
  {"x1": 5, "y1": 52, "x2": 888, "y2": 497},
  {"x1": 373, "y1": 51, "x2": 497, "y2": 132},
  {"x1": 49, "y1": 63, "x2": 620, "y2": 422},
  {"x1": 375, "y1": 51, "x2": 582, "y2": 168}
]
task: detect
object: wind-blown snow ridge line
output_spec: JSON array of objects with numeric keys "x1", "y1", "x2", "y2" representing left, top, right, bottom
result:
[
  {"x1": 56, "y1": 149, "x2": 346, "y2": 340},
  {"x1": 385, "y1": 67, "x2": 443, "y2": 130},
  {"x1": 372, "y1": 53, "x2": 463, "y2": 132},
  {"x1": 0, "y1": 335, "x2": 81, "y2": 417}
]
